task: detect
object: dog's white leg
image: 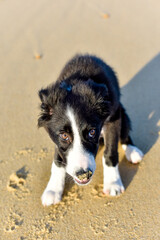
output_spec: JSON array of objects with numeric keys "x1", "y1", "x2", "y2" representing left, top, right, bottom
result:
[
  {"x1": 41, "y1": 162, "x2": 66, "y2": 206},
  {"x1": 122, "y1": 144, "x2": 144, "y2": 164},
  {"x1": 102, "y1": 157, "x2": 124, "y2": 196}
]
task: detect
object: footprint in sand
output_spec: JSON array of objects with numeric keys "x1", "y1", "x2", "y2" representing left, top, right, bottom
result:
[
  {"x1": 5, "y1": 210, "x2": 23, "y2": 233},
  {"x1": 7, "y1": 166, "x2": 30, "y2": 199},
  {"x1": 91, "y1": 184, "x2": 104, "y2": 198}
]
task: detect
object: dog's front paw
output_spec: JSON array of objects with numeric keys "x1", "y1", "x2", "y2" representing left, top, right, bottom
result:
[
  {"x1": 41, "y1": 190, "x2": 62, "y2": 206},
  {"x1": 103, "y1": 180, "x2": 125, "y2": 196},
  {"x1": 122, "y1": 144, "x2": 144, "y2": 164},
  {"x1": 103, "y1": 162, "x2": 125, "y2": 196}
]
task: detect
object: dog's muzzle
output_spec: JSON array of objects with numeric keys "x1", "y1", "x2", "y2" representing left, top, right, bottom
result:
[{"x1": 74, "y1": 168, "x2": 93, "y2": 185}]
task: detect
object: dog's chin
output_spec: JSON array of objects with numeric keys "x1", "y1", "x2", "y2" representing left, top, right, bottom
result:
[{"x1": 74, "y1": 177, "x2": 92, "y2": 186}]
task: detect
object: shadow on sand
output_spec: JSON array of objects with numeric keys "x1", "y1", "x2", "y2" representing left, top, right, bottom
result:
[{"x1": 120, "y1": 53, "x2": 160, "y2": 188}]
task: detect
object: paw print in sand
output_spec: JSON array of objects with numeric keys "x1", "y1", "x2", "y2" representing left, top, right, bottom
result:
[{"x1": 7, "y1": 166, "x2": 30, "y2": 199}]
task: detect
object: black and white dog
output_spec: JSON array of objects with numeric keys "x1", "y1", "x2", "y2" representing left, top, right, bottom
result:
[{"x1": 38, "y1": 54, "x2": 143, "y2": 206}]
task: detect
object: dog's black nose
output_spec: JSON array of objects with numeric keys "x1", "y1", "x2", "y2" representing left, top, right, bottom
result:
[{"x1": 76, "y1": 168, "x2": 93, "y2": 181}]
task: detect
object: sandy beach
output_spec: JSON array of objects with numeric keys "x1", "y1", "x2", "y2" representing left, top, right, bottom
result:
[{"x1": 0, "y1": 0, "x2": 160, "y2": 239}]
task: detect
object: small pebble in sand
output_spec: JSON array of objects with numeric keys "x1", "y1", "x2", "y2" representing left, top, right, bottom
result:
[
  {"x1": 34, "y1": 54, "x2": 42, "y2": 60},
  {"x1": 101, "y1": 13, "x2": 110, "y2": 19}
]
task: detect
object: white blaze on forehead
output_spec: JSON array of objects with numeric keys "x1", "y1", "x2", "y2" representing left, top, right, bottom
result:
[
  {"x1": 66, "y1": 107, "x2": 96, "y2": 176},
  {"x1": 66, "y1": 107, "x2": 82, "y2": 151}
]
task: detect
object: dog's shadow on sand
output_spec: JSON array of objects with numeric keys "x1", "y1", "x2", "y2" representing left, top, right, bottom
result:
[{"x1": 119, "y1": 53, "x2": 160, "y2": 189}]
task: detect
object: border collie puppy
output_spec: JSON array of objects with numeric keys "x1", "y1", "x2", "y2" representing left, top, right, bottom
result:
[{"x1": 38, "y1": 54, "x2": 143, "y2": 206}]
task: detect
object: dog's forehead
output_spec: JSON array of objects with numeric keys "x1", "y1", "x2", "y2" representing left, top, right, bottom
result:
[
  {"x1": 50, "y1": 103, "x2": 102, "y2": 134},
  {"x1": 65, "y1": 106, "x2": 101, "y2": 131}
]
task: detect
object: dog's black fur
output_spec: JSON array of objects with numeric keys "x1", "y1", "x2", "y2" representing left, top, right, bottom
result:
[{"x1": 38, "y1": 54, "x2": 132, "y2": 168}]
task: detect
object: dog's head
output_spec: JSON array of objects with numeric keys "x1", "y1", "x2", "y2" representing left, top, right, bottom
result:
[{"x1": 38, "y1": 79, "x2": 111, "y2": 185}]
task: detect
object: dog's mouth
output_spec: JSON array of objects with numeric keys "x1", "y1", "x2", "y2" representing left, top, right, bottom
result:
[
  {"x1": 73, "y1": 169, "x2": 93, "y2": 185},
  {"x1": 74, "y1": 177, "x2": 92, "y2": 185}
]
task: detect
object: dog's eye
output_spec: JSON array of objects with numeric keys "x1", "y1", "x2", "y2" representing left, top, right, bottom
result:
[
  {"x1": 88, "y1": 129, "x2": 96, "y2": 138},
  {"x1": 60, "y1": 133, "x2": 70, "y2": 142}
]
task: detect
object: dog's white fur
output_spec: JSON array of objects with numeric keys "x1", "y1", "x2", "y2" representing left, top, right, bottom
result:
[
  {"x1": 66, "y1": 107, "x2": 96, "y2": 179},
  {"x1": 41, "y1": 162, "x2": 66, "y2": 206},
  {"x1": 102, "y1": 157, "x2": 124, "y2": 196}
]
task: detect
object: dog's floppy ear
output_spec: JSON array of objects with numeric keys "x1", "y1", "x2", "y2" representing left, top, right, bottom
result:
[
  {"x1": 39, "y1": 88, "x2": 49, "y2": 103},
  {"x1": 38, "y1": 88, "x2": 53, "y2": 128}
]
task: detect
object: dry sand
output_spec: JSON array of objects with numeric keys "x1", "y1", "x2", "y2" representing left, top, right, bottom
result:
[{"x1": 0, "y1": 0, "x2": 160, "y2": 239}]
